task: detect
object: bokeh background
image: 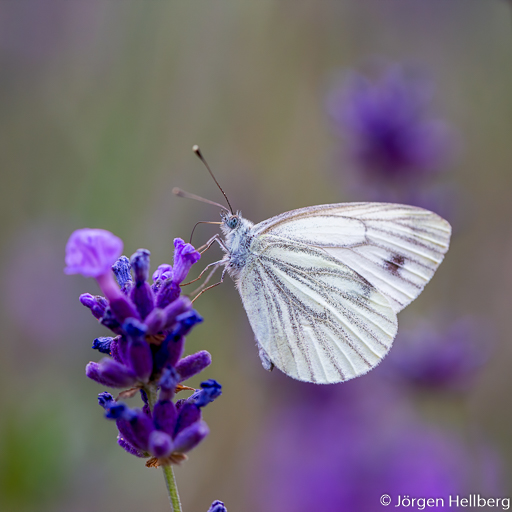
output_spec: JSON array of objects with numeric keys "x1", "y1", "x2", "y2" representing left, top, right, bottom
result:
[{"x1": 1, "y1": 2, "x2": 512, "y2": 511}]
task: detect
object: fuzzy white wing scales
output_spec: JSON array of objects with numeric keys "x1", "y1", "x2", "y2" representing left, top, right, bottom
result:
[
  {"x1": 254, "y1": 202, "x2": 451, "y2": 313},
  {"x1": 237, "y1": 236, "x2": 398, "y2": 384}
]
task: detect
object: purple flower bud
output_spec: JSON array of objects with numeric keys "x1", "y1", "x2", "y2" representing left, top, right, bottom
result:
[
  {"x1": 104, "y1": 402, "x2": 137, "y2": 421},
  {"x1": 207, "y1": 501, "x2": 227, "y2": 512},
  {"x1": 125, "y1": 409, "x2": 155, "y2": 452},
  {"x1": 176, "y1": 351, "x2": 212, "y2": 381},
  {"x1": 192, "y1": 379, "x2": 222, "y2": 408},
  {"x1": 155, "y1": 279, "x2": 181, "y2": 309},
  {"x1": 115, "y1": 408, "x2": 154, "y2": 452},
  {"x1": 65, "y1": 228, "x2": 123, "y2": 278},
  {"x1": 145, "y1": 296, "x2": 192, "y2": 335},
  {"x1": 162, "y1": 297, "x2": 195, "y2": 333},
  {"x1": 116, "y1": 418, "x2": 146, "y2": 452},
  {"x1": 159, "y1": 367, "x2": 180, "y2": 401},
  {"x1": 117, "y1": 435, "x2": 146, "y2": 457},
  {"x1": 123, "y1": 319, "x2": 153, "y2": 383},
  {"x1": 112, "y1": 256, "x2": 132, "y2": 288},
  {"x1": 126, "y1": 342, "x2": 153, "y2": 383},
  {"x1": 173, "y1": 238, "x2": 201, "y2": 284},
  {"x1": 92, "y1": 337, "x2": 113, "y2": 354},
  {"x1": 109, "y1": 336, "x2": 123, "y2": 363},
  {"x1": 173, "y1": 420, "x2": 209, "y2": 453},
  {"x1": 123, "y1": 317, "x2": 147, "y2": 338},
  {"x1": 153, "y1": 400, "x2": 178, "y2": 436},
  {"x1": 86, "y1": 358, "x2": 137, "y2": 388},
  {"x1": 170, "y1": 310, "x2": 203, "y2": 340},
  {"x1": 153, "y1": 264, "x2": 173, "y2": 282},
  {"x1": 144, "y1": 308, "x2": 166, "y2": 335},
  {"x1": 130, "y1": 249, "x2": 151, "y2": 283},
  {"x1": 98, "y1": 392, "x2": 114, "y2": 409},
  {"x1": 175, "y1": 402, "x2": 201, "y2": 435},
  {"x1": 154, "y1": 336, "x2": 185, "y2": 372},
  {"x1": 130, "y1": 282, "x2": 155, "y2": 320},
  {"x1": 80, "y1": 293, "x2": 108, "y2": 320},
  {"x1": 149, "y1": 430, "x2": 174, "y2": 458},
  {"x1": 107, "y1": 295, "x2": 140, "y2": 325},
  {"x1": 99, "y1": 307, "x2": 122, "y2": 333}
]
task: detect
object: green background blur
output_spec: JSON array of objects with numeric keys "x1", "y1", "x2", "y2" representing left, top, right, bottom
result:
[{"x1": 1, "y1": 2, "x2": 512, "y2": 511}]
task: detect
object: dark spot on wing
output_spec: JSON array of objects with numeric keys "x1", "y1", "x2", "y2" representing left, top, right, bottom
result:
[{"x1": 385, "y1": 254, "x2": 405, "y2": 276}]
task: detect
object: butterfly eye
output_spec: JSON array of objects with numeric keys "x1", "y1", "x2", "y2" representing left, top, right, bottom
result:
[{"x1": 227, "y1": 217, "x2": 239, "y2": 229}]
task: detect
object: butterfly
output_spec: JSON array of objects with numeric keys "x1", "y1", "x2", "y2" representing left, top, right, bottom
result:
[{"x1": 178, "y1": 148, "x2": 451, "y2": 384}]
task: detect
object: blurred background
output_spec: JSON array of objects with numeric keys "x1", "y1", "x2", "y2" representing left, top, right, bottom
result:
[{"x1": 1, "y1": 1, "x2": 512, "y2": 511}]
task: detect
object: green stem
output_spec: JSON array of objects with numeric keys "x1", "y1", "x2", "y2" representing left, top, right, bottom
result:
[
  {"x1": 145, "y1": 384, "x2": 158, "y2": 410},
  {"x1": 162, "y1": 464, "x2": 183, "y2": 512}
]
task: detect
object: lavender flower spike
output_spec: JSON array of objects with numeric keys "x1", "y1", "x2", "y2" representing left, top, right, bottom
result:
[{"x1": 69, "y1": 230, "x2": 224, "y2": 508}]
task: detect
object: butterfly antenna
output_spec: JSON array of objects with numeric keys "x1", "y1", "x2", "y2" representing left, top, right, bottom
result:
[
  {"x1": 172, "y1": 188, "x2": 229, "y2": 212},
  {"x1": 193, "y1": 145, "x2": 234, "y2": 214}
]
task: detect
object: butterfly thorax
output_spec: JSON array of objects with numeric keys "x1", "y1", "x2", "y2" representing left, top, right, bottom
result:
[{"x1": 220, "y1": 212, "x2": 255, "y2": 279}]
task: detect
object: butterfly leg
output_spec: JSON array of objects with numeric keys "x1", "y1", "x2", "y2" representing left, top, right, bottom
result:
[
  {"x1": 191, "y1": 265, "x2": 229, "y2": 303},
  {"x1": 181, "y1": 256, "x2": 226, "y2": 287},
  {"x1": 187, "y1": 258, "x2": 227, "y2": 295},
  {"x1": 196, "y1": 233, "x2": 227, "y2": 254}
]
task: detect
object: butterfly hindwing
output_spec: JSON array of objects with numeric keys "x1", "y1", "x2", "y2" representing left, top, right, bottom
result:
[
  {"x1": 236, "y1": 235, "x2": 398, "y2": 384},
  {"x1": 254, "y1": 202, "x2": 451, "y2": 313}
]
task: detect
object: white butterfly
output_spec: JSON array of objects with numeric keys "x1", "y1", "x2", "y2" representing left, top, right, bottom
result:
[
  {"x1": 198, "y1": 202, "x2": 451, "y2": 385},
  {"x1": 178, "y1": 149, "x2": 451, "y2": 385}
]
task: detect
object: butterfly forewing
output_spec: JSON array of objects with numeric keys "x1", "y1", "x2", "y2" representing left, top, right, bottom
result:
[
  {"x1": 254, "y1": 203, "x2": 451, "y2": 313},
  {"x1": 237, "y1": 235, "x2": 398, "y2": 384}
]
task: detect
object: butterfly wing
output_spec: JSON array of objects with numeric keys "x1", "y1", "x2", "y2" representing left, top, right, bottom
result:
[
  {"x1": 237, "y1": 235, "x2": 398, "y2": 383},
  {"x1": 253, "y1": 202, "x2": 451, "y2": 313}
]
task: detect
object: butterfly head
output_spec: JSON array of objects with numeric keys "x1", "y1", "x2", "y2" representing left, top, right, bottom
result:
[{"x1": 220, "y1": 210, "x2": 254, "y2": 240}]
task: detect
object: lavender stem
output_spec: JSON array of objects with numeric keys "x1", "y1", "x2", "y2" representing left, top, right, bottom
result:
[{"x1": 162, "y1": 464, "x2": 183, "y2": 512}]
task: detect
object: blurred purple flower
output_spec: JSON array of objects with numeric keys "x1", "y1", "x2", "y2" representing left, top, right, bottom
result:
[
  {"x1": 384, "y1": 318, "x2": 488, "y2": 390},
  {"x1": 252, "y1": 374, "x2": 501, "y2": 512},
  {"x1": 327, "y1": 64, "x2": 454, "y2": 182}
]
